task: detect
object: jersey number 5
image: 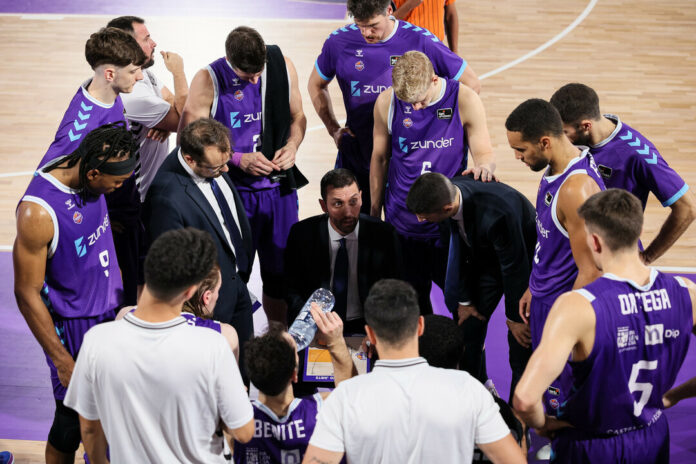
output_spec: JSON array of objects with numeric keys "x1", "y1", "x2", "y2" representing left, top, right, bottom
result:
[{"x1": 628, "y1": 359, "x2": 658, "y2": 416}]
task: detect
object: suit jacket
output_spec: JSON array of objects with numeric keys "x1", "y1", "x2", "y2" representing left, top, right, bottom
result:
[
  {"x1": 284, "y1": 213, "x2": 403, "y2": 322},
  {"x1": 143, "y1": 148, "x2": 254, "y2": 343},
  {"x1": 443, "y1": 176, "x2": 537, "y2": 321}
]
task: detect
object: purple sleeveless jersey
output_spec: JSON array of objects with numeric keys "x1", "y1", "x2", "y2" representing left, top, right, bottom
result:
[
  {"x1": 129, "y1": 308, "x2": 222, "y2": 333},
  {"x1": 590, "y1": 114, "x2": 689, "y2": 209},
  {"x1": 561, "y1": 271, "x2": 692, "y2": 437},
  {"x1": 207, "y1": 58, "x2": 274, "y2": 191},
  {"x1": 39, "y1": 81, "x2": 126, "y2": 167},
  {"x1": 314, "y1": 19, "x2": 466, "y2": 174},
  {"x1": 529, "y1": 149, "x2": 605, "y2": 302},
  {"x1": 21, "y1": 160, "x2": 123, "y2": 318},
  {"x1": 385, "y1": 79, "x2": 468, "y2": 238},
  {"x1": 181, "y1": 312, "x2": 222, "y2": 333},
  {"x1": 234, "y1": 394, "x2": 323, "y2": 464}
]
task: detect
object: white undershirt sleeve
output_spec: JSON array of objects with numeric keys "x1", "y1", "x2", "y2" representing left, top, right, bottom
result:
[
  {"x1": 308, "y1": 387, "x2": 346, "y2": 452},
  {"x1": 121, "y1": 73, "x2": 171, "y2": 128},
  {"x1": 215, "y1": 339, "x2": 253, "y2": 429}
]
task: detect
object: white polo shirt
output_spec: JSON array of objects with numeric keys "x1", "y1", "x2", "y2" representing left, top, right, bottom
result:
[
  {"x1": 308, "y1": 357, "x2": 509, "y2": 463},
  {"x1": 65, "y1": 313, "x2": 253, "y2": 463}
]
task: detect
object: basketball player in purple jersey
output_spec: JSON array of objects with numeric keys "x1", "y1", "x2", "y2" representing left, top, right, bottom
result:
[
  {"x1": 181, "y1": 26, "x2": 306, "y2": 324},
  {"x1": 514, "y1": 189, "x2": 696, "y2": 463},
  {"x1": 236, "y1": 310, "x2": 355, "y2": 464},
  {"x1": 370, "y1": 51, "x2": 495, "y2": 313},
  {"x1": 39, "y1": 28, "x2": 145, "y2": 167},
  {"x1": 550, "y1": 83, "x2": 696, "y2": 265},
  {"x1": 506, "y1": 99, "x2": 604, "y2": 423},
  {"x1": 308, "y1": 0, "x2": 480, "y2": 214},
  {"x1": 14, "y1": 123, "x2": 137, "y2": 464}
]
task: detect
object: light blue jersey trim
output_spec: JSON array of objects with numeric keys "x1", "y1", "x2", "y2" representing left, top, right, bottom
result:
[
  {"x1": 574, "y1": 288, "x2": 596, "y2": 302},
  {"x1": 662, "y1": 183, "x2": 689, "y2": 207},
  {"x1": 314, "y1": 60, "x2": 332, "y2": 82},
  {"x1": 453, "y1": 60, "x2": 468, "y2": 81}
]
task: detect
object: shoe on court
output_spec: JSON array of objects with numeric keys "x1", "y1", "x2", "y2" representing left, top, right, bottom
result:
[
  {"x1": 484, "y1": 379, "x2": 500, "y2": 398},
  {"x1": 0, "y1": 451, "x2": 14, "y2": 464}
]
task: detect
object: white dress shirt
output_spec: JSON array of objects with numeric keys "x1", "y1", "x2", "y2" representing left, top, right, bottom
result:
[
  {"x1": 327, "y1": 220, "x2": 361, "y2": 321},
  {"x1": 178, "y1": 149, "x2": 243, "y2": 264}
]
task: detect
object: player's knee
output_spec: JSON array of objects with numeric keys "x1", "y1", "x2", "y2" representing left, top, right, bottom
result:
[
  {"x1": 47, "y1": 401, "x2": 81, "y2": 453},
  {"x1": 260, "y1": 270, "x2": 286, "y2": 299}
]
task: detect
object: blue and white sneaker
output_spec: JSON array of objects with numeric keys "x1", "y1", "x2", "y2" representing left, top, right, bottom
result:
[{"x1": 0, "y1": 451, "x2": 14, "y2": 464}]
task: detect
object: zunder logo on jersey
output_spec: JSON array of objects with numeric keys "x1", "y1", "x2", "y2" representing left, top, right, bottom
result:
[
  {"x1": 355, "y1": 61, "x2": 365, "y2": 71},
  {"x1": 74, "y1": 237, "x2": 87, "y2": 258},
  {"x1": 350, "y1": 81, "x2": 361, "y2": 97},
  {"x1": 398, "y1": 137, "x2": 408, "y2": 153},
  {"x1": 234, "y1": 90, "x2": 244, "y2": 101}
]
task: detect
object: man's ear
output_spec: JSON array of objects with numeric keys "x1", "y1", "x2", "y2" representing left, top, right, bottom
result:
[
  {"x1": 103, "y1": 66, "x2": 116, "y2": 82},
  {"x1": 579, "y1": 119, "x2": 593, "y2": 133},
  {"x1": 86, "y1": 169, "x2": 100, "y2": 181},
  {"x1": 319, "y1": 198, "x2": 328, "y2": 214}
]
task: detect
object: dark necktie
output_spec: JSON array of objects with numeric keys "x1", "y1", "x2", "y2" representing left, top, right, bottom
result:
[
  {"x1": 444, "y1": 219, "x2": 462, "y2": 313},
  {"x1": 333, "y1": 238, "x2": 349, "y2": 321},
  {"x1": 208, "y1": 178, "x2": 249, "y2": 275}
]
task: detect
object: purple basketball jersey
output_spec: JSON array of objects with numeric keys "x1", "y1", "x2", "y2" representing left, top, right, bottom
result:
[
  {"x1": 234, "y1": 394, "x2": 323, "y2": 464},
  {"x1": 207, "y1": 58, "x2": 274, "y2": 191},
  {"x1": 591, "y1": 115, "x2": 689, "y2": 209},
  {"x1": 561, "y1": 271, "x2": 693, "y2": 436},
  {"x1": 181, "y1": 312, "x2": 222, "y2": 333},
  {"x1": 39, "y1": 81, "x2": 127, "y2": 167},
  {"x1": 21, "y1": 160, "x2": 124, "y2": 318},
  {"x1": 385, "y1": 79, "x2": 468, "y2": 238},
  {"x1": 314, "y1": 19, "x2": 466, "y2": 174},
  {"x1": 529, "y1": 149, "x2": 605, "y2": 302}
]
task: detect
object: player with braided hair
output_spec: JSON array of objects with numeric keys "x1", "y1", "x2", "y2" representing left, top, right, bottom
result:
[{"x1": 14, "y1": 122, "x2": 138, "y2": 463}]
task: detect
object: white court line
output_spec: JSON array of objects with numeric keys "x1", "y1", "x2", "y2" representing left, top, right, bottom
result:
[
  {"x1": 0, "y1": 170, "x2": 34, "y2": 178},
  {"x1": 479, "y1": 0, "x2": 599, "y2": 80}
]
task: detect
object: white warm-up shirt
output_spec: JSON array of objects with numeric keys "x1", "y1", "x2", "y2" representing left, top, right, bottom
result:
[
  {"x1": 309, "y1": 357, "x2": 510, "y2": 463},
  {"x1": 65, "y1": 313, "x2": 253, "y2": 463}
]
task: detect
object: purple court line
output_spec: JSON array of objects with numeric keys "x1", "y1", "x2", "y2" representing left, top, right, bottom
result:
[{"x1": 0, "y1": 0, "x2": 346, "y2": 20}]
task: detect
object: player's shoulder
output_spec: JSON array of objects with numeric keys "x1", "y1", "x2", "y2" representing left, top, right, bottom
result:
[
  {"x1": 323, "y1": 23, "x2": 362, "y2": 44},
  {"x1": 395, "y1": 20, "x2": 441, "y2": 43}
]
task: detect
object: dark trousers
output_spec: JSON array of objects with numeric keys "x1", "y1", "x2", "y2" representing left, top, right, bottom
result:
[
  {"x1": 457, "y1": 269, "x2": 532, "y2": 402},
  {"x1": 397, "y1": 233, "x2": 448, "y2": 315}
]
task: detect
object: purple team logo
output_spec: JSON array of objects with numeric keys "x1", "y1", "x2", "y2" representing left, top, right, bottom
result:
[
  {"x1": 403, "y1": 118, "x2": 413, "y2": 128},
  {"x1": 355, "y1": 61, "x2": 365, "y2": 71},
  {"x1": 234, "y1": 90, "x2": 244, "y2": 101},
  {"x1": 73, "y1": 211, "x2": 83, "y2": 224}
]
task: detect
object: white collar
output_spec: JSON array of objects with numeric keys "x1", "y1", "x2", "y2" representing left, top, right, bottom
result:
[
  {"x1": 603, "y1": 268, "x2": 659, "y2": 292},
  {"x1": 544, "y1": 147, "x2": 591, "y2": 182},
  {"x1": 177, "y1": 148, "x2": 208, "y2": 184},
  {"x1": 327, "y1": 218, "x2": 360, "y2": 242}
]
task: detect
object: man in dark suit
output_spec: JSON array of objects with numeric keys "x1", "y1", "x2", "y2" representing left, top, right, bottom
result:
[
  {"x1": 285, "y1": 168, "x2": 402, "y2": 333},
  {"x1": 407, "y1": 173, "x2": 536, "y2": 401},
  {"x1": 144, "y1": 118, "x2": 254, "y2": 351}
]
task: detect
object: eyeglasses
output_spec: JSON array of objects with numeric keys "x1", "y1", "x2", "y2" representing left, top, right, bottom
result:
[{"x1": 197, "y1": 154, "x2": 231, "y2": 174}]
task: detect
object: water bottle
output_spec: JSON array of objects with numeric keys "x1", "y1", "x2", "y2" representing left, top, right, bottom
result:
[{"x1": 288, "y1": 288, "x2": 335, "y2": 351}]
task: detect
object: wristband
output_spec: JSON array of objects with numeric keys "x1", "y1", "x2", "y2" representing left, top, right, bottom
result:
[{"x1": 231, "y1": 152, "x2": 243, "y2": 167}]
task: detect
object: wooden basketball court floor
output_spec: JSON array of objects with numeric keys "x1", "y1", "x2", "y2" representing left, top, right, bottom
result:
[{"x1": 0, "y1": 0, "x2": 695, "y2": 461}]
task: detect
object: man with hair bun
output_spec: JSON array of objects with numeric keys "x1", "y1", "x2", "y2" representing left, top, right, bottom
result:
[
  {"x1": 308, "y1": 0, "x2": 479, "y2": 215},
  {"x1": 14, "y1": 122, "x2": 138, "y2": 463},
  {"x1": 371, "y1": 50, "x2": 495, "y2": 314},
  {"x1": 406, "y1": 172, "x2": 535, "y2": 400},
  {"x1": 181, "y1": 26, "x2": 307, "y2": 326},
  {"x1": 514, "y1": 189, "x2": 696, "y2": 463},
  {"x1": 550, "y1": 83, "x2": 696, "y2": 265},
  {"x1": 64, "y1": 228, "x2": 255, "y2": 463}
]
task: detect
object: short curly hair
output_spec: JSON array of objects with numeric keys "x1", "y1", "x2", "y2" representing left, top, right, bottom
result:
[
  {"x1": 244, "y1": 323, "x2": 297, "y2": 396},
  {"x1": 347, "y1": 0, "x2": 391, "y2": 21},
  {"x1": 144, "y1": 228, "x2": 217, "y2": 302}
]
